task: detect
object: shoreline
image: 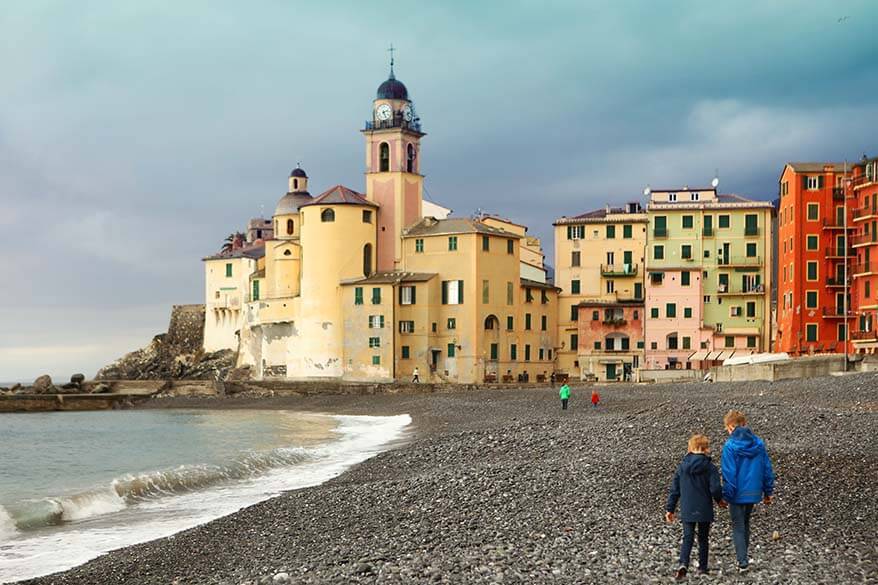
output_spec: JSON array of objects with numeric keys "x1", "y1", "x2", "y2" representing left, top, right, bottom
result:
[{"x1": 16, "y1": 375, "x2": 878, "y2": 584}]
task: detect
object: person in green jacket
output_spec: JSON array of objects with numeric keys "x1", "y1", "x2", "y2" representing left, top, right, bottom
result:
[{"x1": 559, "y1": 383, "x2": 571, "y2": 410}]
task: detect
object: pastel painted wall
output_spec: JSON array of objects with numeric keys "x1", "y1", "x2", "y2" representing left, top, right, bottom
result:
[{"x1": 203, "y1": 256, "x2": 257, "y2": 352}]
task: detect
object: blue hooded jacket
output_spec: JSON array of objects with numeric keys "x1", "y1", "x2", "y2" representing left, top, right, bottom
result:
[
  {"x1": 666, "y1": 453, "x2": 723, "y2": 523},
  {"x1": 721, "y1": 426, "x2": 775, "y2": 504}
]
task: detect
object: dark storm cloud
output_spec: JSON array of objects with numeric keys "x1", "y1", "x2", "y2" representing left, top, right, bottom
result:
[{"x1": 1, "y1": 1, "x2": 875, "y2": 379}]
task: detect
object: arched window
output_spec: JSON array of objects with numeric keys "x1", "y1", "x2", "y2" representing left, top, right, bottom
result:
[
  {"x1": 406, "y1": 143, "x2": 416, "y2": 173},
  {"x1": 484, "y1": 315, "x2": 499, "y2": 330},
  {"x1": 293, "y1": 178, "x2": 298, "y2": 190},
  {"x1": 379, "y1": 142, "x2": 390, "y2": 172},
  {"x1": 286, "y1": 219, "x2": 294, "y2": 235},
  {"x1": 321, "y1": 208, "x2": 335, "y2": 222},
  {"x1": 274, "y1": 220, "x2": 278, "y2": 234},
  {"x1": 363, "y1": 243, "x2": 372, "y2": 277}
]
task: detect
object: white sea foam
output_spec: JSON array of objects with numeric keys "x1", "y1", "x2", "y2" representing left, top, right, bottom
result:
[
  {"x1": 0, "y1": 412, "x2": 411, "y2": 583},
  {"x1": 0, "y1": 505, "x2": 18, "y2": 542}
]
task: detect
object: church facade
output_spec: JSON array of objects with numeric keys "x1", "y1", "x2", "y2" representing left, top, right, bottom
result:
[{"x1": 203, "y1": 66, "x2": 557, "y2": 384}]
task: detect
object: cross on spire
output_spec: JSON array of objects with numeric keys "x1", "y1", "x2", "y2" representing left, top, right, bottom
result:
[{"x1": 388, "y1": 43, "x2": 396, "y2": 77}]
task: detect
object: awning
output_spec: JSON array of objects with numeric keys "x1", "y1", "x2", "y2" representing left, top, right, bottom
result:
[
  {"x1": 718, "y1": 350, "x2": 736, "y2": 361},
  {"x1": 689, "y1": 350, "x2": 710, "y2": 361},
  {"x1": 706, "y1": 351, "x2": 722, "y2": 361},
  {"x1": 598, "y1": 358, "x2": 625, "y2": 364}
]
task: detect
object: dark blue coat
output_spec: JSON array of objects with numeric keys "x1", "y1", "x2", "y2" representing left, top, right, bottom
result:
[
  {"x1": 721, "y1": 426, "x2": 775, "y2": 504},
  {"x1": 666, "y1": 453, "x2": 723, "y2": 523}
]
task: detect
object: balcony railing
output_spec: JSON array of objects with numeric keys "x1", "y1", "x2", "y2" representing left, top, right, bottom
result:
[
  {"x1": 600, "y1": 263, "x2": 638, "y2": 276},
  {"x1": 363, "y1": 113, "x2": 422, "y2": 133},
  {"x1": 717, "y1": 284, "x2": 766, "y2": 295},
  {"x1": 822, "y1": 218, "x2": 854, "y2": 230},
  {"x1": 744, "y1": 226, "x2": 759, "y2": 236},
  {"x1": 832, "y1": 187, "x2": 848, "y2": 200},
  {"x1": 702, "y1": 226, "x2": 714, "y2": 237},
  {"x1": 851, "y1": 174, "x2": 875, "y2": 188},
  {"x1": 852, "y1": 206, "x2": 878, "y2": 221},
  {"x1": 851, "y1": 233, "x2": 878, "y2": 248},
  {"x1": 851, "y1": 330, "x2": 878, "y2": 341},
  {"x1": 852, "y1": 262, "x2": 876, "y2": 276},
  {"x1": 826, "y1": 275, "x2": 848, "y2": 287},
  {"x1": 717, "y1": 256, "x2": 762, "y2": 266},
  {"x1": 822, "y1": 306, "x2": 854, "y2": 318},
  {"x1": 602, "y1": 318, "x2": 628, "y2": 326},
  {"x1": 653, "y1": 227, "x2": 668, "y2": 238},
  {"x1": 824, "y1": 247, "x2": 854, "y2": 258}
]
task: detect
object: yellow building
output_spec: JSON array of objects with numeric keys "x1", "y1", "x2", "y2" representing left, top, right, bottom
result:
[
  {"x1": 202, "y1": 63, "x2": 557, "y2": 383},
  {"x1": 553, "y1": 203, "x2": 647, "y2": 379}
]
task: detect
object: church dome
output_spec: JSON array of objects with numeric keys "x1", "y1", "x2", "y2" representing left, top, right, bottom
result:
[
  {"x1": 377, "y1": 74, "x2": 408, "y2": 100},
  {"x1": 275, "y1": 192, "x2": 312, "y2": 216},
  {"x1": 290, "y1": 167, "x2": 308, "y2": 178}
]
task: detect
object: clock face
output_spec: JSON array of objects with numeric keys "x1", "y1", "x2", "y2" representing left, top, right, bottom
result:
[
  {"x1": 402, "y1": 104, "x2": 413, "y2": 122},
  {"x1": 375, "y1": 104, "x2": 392, "y2": 121}
]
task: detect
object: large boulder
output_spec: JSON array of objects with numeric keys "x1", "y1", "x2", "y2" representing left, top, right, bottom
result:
[
  {"x1": 32, "y1": 375, "x2": 53, "y2": 394},
  {"x1": 70, "y1": 373, "x2": 86, "y2": 385}
]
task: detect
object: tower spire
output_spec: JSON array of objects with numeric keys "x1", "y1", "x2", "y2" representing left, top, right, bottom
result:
[{"x1": 387, "y1": 43, "x2": 395, "y2": 78}]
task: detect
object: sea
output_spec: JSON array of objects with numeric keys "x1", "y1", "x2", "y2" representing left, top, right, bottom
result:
[{"x1": 0, "y1": 409, "x2": 411, "y2": 583}]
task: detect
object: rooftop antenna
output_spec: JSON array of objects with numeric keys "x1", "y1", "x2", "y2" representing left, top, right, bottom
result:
[
  {"x1": 711, "y1": 169, "x2": 720, "y2": 189},
  {"x1": 643, "y1": 185, "x2": 651, "y2": 197},
  {"x1": 387, "y1": 43, "x2": 396, "y2": 77}
]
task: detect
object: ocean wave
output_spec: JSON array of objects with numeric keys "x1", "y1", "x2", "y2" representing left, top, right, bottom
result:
[{"x1": 2, "y1": 446, "x2": 314, "y2": 533}]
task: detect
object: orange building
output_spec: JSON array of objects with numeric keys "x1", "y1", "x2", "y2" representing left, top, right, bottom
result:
[
  {"x1": 776, "y1": 162, "x2": 854, "y2": 354},
  {"x1": 850, "y1": 156, "x2": 878, "y2": 353}
]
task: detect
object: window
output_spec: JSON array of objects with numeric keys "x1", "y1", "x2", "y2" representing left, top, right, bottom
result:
[
  {"x1": 725, "y1": 336, "x2": 734, "y2": 348},
  {"x1": 525, "y1": 313, "x2": 532, "y2": 330},
  {"x1": 684, "y1": 307, "x2": 692, "y2": 318},
  {"x1": 682, "y1": 215, "x2": 693, "y2": 229},
  {"x1": 510, "y1": 344, "x2": 517, "y2": 360},
  {"x1": 372, "y1": 355, "x2": 380, "y2": 365},
  {"x1": 490, "y1": 343, "x2": 498, "y2": 360},
  {"x1": 507, "y1": 282, "x2": 514, "y2": 305},
  {"x1": 571, "y1": 305, "x2": 579, "y2": 321},
  {"x1": 526, "y1": 288, "x2": 534, "y2": 303},
  {"x1": 401, "y1": 346, "x2": 410, "y2": 359},
  {"x1": 837, "y1": 324, "x2": 847, "y2": 342},
  {"x1": 653, "y1": 215, "x2": 667, "y2": 236},
  {"x1": 866, "y1": 281, "x2": 871, "y2": 298},
  {"x1": 448, "y1": 236, "x2": 458, "y2": 251},
  {"x1": 571, "y1": 251, "x2": 581, "y2": 267},
  {"x1": 379, "y1": 142, "x2": 390, "y2": 172},
  {"x1": 731, "y1": 306, "x2": 741, "y2": 316},
  {"x1": 682, "y1": 336, "x2": 691, "y2": 350},
  {"x1": 482, "y1": 280, "x2": 490, "y2": 304},
  {"x1": 524, "y1": 345, "x2": 531, "y2": 361},
  {"x1": 668, "y1": 193, "x2": 677, "y2": 202},
  {"x1": 225, "y1": 263, "x2": 233, "y2": 277},
  {"x1": 806, "y1": 291, "x2": 818, "y2": 308},
  {"x1": 252, "y1": 280, "x2": 260, "y2": 301},
  {"x1": 747, "y1": 336, "x2": 757, "y2": 349},
  {"x1": 506, "y1": 316, "x2": 514, "y2": 330},
  {"x1": 654, "y1": 245, "x2": 664, "y2": 260},
  {"x1": 807, "y1": 203, "x2": 819, "y2": 221},
  {"x1": 482, "y1": 236, "x2": 490, "y2": 251},
  {"x1": 447, "y1": 343, "x2": 456, "y2": 358},
  {"x1": 805, "y1": 175, "x2": 823, "y2": 190},
  {"x1": 371, "y1": 287, "x2": 381, "y2": 304},
  {"x1": 594, "y1": 340, "x2": 602, "y2": 350},
  {"x1": 807, "y1": 261, "x2": 818, "y2": 281},
  {"x1": 321, "y1": 208, "x2": 335, "y2": 222},
  {"x1": 286, "y1": 219, "x2": 294, "y2": 235},
  {"x1": 363, "y1": 243, "x2": 372, "y2": 276},
  {"x1": 369, "y1": 315, "x2": 385, "y2": 329},
  {"x1": 633, "y1": 310, "x2": 639, "y2": 320},
  {"x1": 667, "y1": 334, "x2": 678, "y2": 350},
  {"x1": 432, "y1": 322, "x2": 437, "y2": 332},
  {"x1": 406, "y1": 143, "x2": 415, "y2": 173},
  {"x1": 441, "y1": 280, "x2": 463, "y2": 304},
  {"x1": 666, "y1": 303, "x2": 676, "y2": 318},
  {"x1": 691, "y1": 192, "x2": 700, "y2": 201},
  {"x1": 541, "y1": 315, "x2": 547, "y2": 331},
  {"x1": 746, "y1": 301, "x2": 756, "y2": 318},
  {"x1": 567, "y1": 225, "x2": 585, "y2": 240},
  {"x1": 746, "y1": 243, "x2": 757, "y2": 258},
  {"x1": 651, "y1": 307, "x2": 659, "y2": 318},
  {"x1": 806, "y1": 323, "x2": 818, "y2": 342},
  {"x1": 651, "y1": 342, "x2": 658, "y2": 350},
  {"x1": 570, "y1": 334, "x2": 578, "y2": 350},
  {"x1": 718, "y1": 215, "x2": 730, "y2": 228},
  {"x1": 592, "y1": 310, "x2": 599, "y2": 320},
  {"x1": 681, "y1": 271, "x2": 691, "y2": 286},
  {"x1": 539, "y1": 348, "x2": 545, "y2": 360},
  {"x1": 369, "y1": 337, "x2": 381, "y2": 348},
  {"x1": 415, "y1": 239, "x2": 424, "y2": 253},
  {"x1": 448, "y1": 318, "x2": 456, "y2": 330},
  {"x1": 354, "y1": 287, "x2": 363, "y2": 305},
  {"x1": 400, "y1": 285, "x2": 416, "y2": 305},
  {"x1": 507, "y1": 239, "x2": 514, "y2": 254},
  {"x1": 806, "y1": 235, "x2": 818, "y2": 251},
  {"x1": 399, "y1": 321, "x2": 414, "y2": 333},
  {"x1": 606, "y1": 225, "x2": 616, "y2": 239},
  {"x1": 744, "y1": 214, "x2": 758, "y2": 235},
  {"x1": 623, "y1": 224, "x2": 632, "y2": 238},
  {"x1": 704, "y1": 295, "x2": 711, "y2": 303},
  {"x1": 541, "y1": 290, "x2": 549, "y2": 304},
  {"x1": 606, "y1": 280, "x2": 615, "y2": 294},
  {"x1": 571, "y1": 280, "x2": 581, "y2": 294},
  {"x1": 681, "y1": 245, "x2": 692, "y2": 259},
  {"x1": 634, "y1": 282, "x2": 643, "y2": 299},
  {"x1": 362, "y1": 210, "x2": 372, "y2": 223}
]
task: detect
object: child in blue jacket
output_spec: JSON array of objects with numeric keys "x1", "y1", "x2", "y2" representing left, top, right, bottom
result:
[
  {"x1": 665, "y1": 434, "x2": 725, "y2": 580},
  {"x1": 721, "y1": 410, "x2": 775, "y2": 573}
]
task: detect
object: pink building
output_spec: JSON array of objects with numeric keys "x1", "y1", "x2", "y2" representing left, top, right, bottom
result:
[
  {"x1": 644, "y1": 269, "x2": 710, "y2": 370},
  {"x1": 577, "y1": 301, "x2": 644, "y2": 381}
]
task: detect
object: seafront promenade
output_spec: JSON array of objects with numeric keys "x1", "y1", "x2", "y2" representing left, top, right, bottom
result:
[{"x1": 20, "y1": 372, "x2": 877, "y2": 585}]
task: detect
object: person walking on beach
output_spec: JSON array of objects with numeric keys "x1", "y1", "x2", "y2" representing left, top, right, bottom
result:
[
  {"x1": 591, "y1": 388, "x2": 600, "y2": 408},
  {"x1": 559, "y1": 382, "x2": 571, "y2": 410},
  {"x1": 412, "y1": 367, "x2": 420, "y2": 383},
  {"x1": 665, "y1": 434, "x2": 726, "y2": 580},
  {"x1": 721, "y1": 410, "x2": 775, "y2": 573}
]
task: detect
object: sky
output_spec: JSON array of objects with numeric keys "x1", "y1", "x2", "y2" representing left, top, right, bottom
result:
[{"x1": 1, "y1": 1, "x2": 876, "y2": 381}]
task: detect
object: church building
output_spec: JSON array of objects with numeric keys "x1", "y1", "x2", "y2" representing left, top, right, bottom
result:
[{"x1": 203, "y1": 62, "x2": 557, "y2": 383}]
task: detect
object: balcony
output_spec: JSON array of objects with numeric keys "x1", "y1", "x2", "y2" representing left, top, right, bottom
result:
[
  {"x1": 363, "y1": 113, "x2": 423, "y2": 133},
  {"x1": 744, "y1": 226, "x2": 759, "y2": 237},
  {"x1": 832, "y1": 187, "x2": 848, "y2": 200},
  {"x1": 717, "y1": 256, "x2": 762, "y2": 267},
  {"x1": 717, "y1": 284, "x2": 766, "y2": 296},
  {"x1": 852, "y1": 206, "x2": 878, "y2": 222},
  {"x1": 702, "y1": 226, "x2": 714, "y2": 237},
  {"x1": 826, "y1": 275, "x2": 848, "y2": 287},
  {"x1": 600, "y1": 263, "x2": 638, "y2": 277},
  {"x1": 822, "y1": 306, "x2": 854, "y2": 319},
  {"x1": 851, "y1": 263, "x2": 876, "y2": 277},
  {"x1": 852, "y1": 174, "x2": 876, "y2": 190},
  {"x1": 653, "y1": 227, "x2": 668, "y2": 238},
  {"x1": 822, "y1": 218, "x2": 854, "y2": 230},
  {"x1": 851, "y1": 233, "x2": 878, "y2": 248},
  {"x1": 824, "y1": 247, "x2": 854, "y2": 259},
  {"x1": 851, "y1": 330, "x2": 878, "y2": 342},
  {"x1": 602, "y1": 318, "x2": 628, "y2": 327}
]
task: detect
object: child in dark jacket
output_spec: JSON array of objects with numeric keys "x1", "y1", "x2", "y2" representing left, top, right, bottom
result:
[{"x1": 665, "y1": 434, "x2": 725, "y2": 580}]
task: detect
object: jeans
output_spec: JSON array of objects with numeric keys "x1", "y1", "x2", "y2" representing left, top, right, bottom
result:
[
  {"x1": 729, "y1": 503, "x2": 754, "y2": 567},
  {"x1": 679, "y1": 521, "x2": 711, "y2": 570},
  {"x1": 561, "y1": 398, "x2": 568, "y2": 410}
]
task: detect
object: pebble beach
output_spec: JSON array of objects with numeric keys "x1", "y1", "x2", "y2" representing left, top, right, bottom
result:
[{"x1": 18, "y1": 373, "x2": 878, "y2": 585}]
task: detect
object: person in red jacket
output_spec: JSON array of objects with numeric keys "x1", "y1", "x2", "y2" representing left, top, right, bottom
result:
[{"x1": 591, "y1": 388, "x2": 600, "y2": 408}]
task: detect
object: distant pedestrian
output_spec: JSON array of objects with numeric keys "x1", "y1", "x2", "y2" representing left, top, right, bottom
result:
[
  {"x1": 721, "y1": 410, "x2": 775, "y2": 573},
  {"x1": 412, "y1": 367, "x2": 420, "y2": 383},
  {"x1": 550, "y1": 372, "x2": 557, "y2": 386},
  {"x1": 559, "y1": 382, "x2": 571, "y2": 410},
  {"x1": 591, "y1": 388, "x2": 600, "y2": 408},
  {"x1": 665, "y1": 434, "x2": 726, "y2": 580}
]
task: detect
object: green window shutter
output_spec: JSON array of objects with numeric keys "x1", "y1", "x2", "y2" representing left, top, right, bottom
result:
[
  {"x1": 666, "y1": 303, "x2": 676, "y2": 318},
  {"x1": 401, "y1": 346, "x2": 410, "y2": 359},
  {"x1": 510, "y1": 344, "x2": 517, "y2": 360},
  {"x1": 651, "y1": 307, "x2": 659, "y2": 318},
  {"x1": 525, "y1": 314, "x2": 532, "y2": 330},
  {"x1": 354, "y1": 287, "x2": 363, "y2": 305},
  {"x1": 623, "y1": 224, "x2": 632, "y2": 238},
  {"x1": 571, "y1": 334, "x2": 578, "y2": 350},
  {"x1": 372, "y1": 287, "x2": 381, "y2": 304},
  {"x1": 507, "y1": 316, "x2": 514, "y2": 330},
  {"x1": 571, "y1": 280, "x2": 580, "y2": 294},
  {"x1": 447, "y1": 343, "x2": 456, "y2": 358},
  {"x1": 681, "y1": 271, "x2": 690, "y2": 286},
  {"x1": 803, "y1": 175, "x2": 809, "y2": 189},
  {"x1": 441, "y1": 281, "x2": 448, "y2": 304},
  {"x1": 225, "y1": 263, "x2": 232, "y2": 277},
  {"x1": 684, "y1": 307, "x2": 692, "y2": 318},
  {"x1": 491, "y1": 344, "x2": 498, "y2": 360},
  {"x1": 606, "y1": 225, "x2": 615, "y2": 239},
  {"x1": 817, "y1": 176, "x2": 824, "y2": 189},
  {"x1": 541, "y1": 315, "x2": 547, "y2": 331},
  {"x1": 567, "y1": 226, "x2": 572, "y2": 240}
]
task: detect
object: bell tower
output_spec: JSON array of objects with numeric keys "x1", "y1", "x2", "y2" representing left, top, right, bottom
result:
[{"x1": 363, "y1": 49, "x2": 425, "y2": 272}]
